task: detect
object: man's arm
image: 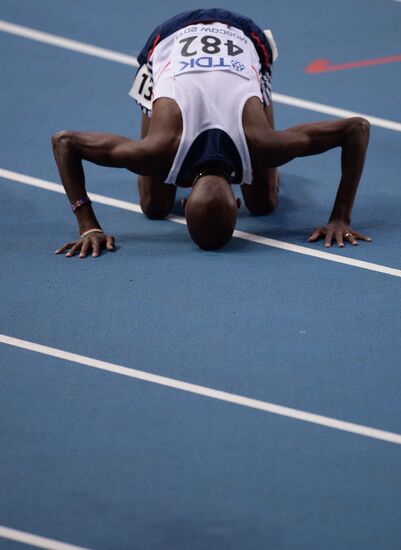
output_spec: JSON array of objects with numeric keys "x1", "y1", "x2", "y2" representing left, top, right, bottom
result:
[
  {"x1": 260, "y1": 117, "x2": 371, "y2": 247},
  {"x1": 51, "y1": 131, "x2": 157, "y2": 257}
]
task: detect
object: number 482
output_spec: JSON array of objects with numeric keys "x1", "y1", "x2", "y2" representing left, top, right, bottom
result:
[{"x1": 179, "y1": 35, "x2": 244, "y2": 57}]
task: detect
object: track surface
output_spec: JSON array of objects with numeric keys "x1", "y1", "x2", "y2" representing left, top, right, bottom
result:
[{"x1": 1, "y1": 1, "x2": 401, "y2": 548}]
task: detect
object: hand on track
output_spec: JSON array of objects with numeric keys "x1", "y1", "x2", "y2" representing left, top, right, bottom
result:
[
  {"x1": 54, "y1": 232, "x2": 115, "y2": 258},
  {"x1": 308, "y1": 220, "x2": 372, "y2": 248}
]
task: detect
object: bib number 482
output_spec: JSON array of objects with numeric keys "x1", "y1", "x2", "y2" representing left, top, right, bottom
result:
[{"x1": 179, "y1": 35, "x2": 244, "y2": 57}]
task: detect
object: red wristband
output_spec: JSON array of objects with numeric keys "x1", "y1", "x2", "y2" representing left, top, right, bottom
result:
[{"x1": 71, "y1": 196, "x2": 91, "y2": 213}]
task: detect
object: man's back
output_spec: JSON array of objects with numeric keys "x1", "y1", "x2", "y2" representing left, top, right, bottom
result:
[{"x1": 144, "y1": 22, "x2": 266, "y2": 186}]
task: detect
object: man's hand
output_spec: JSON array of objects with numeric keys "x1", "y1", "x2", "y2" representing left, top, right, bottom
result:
[
  {"x1": 54, "y1": 232, "x2": 115, "y2": 258},
  {"x1": 308, "y1": 220, "x2": 372, "y2": 248}
]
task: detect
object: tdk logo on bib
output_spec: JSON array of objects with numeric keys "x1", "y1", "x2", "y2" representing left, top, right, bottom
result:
[
  {"x1": 172, "y1": 23, "x2": 251, "y2": 79},
  {"x1": 179, "y1": 57, "x2": 232, "y2": 72}
]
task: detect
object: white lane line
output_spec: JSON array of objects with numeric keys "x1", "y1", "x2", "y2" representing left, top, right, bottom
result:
[
  {"x1": 1, "y1": 19, "x2": 401, "y2": 132},
  {"x1": 1, "y1": 333, "x2": 401, "y2": 445},
  {"x1": 0, "y1": 168, "x2": 143, "y2": 213},
  {"x1": 272, "y1": 93, "x2": 401, "y2": 132},
  {"x1": 0, "y1": 19, "x2": 139, "y2": 67},
  {"x1": 2, "y1": 167, "x2": 401, "y2": 276},
  {"x1": 232, "y1": 229, "x2": 401, "y2": 277},
  {"x1": 0, "y1": 525, "x2": 89, "y2": 550},
  {"x1": 1, "y1": 167, "x2": 401, "y2": 278}
]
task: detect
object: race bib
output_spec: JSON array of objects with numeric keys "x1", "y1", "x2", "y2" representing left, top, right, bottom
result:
[
  {"x1": 129, "y1": 63, "x2": 153, "y2": 112},
  {"x1": 171, "y1": 24, "x2": 252, "y2": 79}
]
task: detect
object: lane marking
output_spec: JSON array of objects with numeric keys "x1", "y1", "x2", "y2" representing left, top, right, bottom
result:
[
  {"x1": 0, "y1": 525, "x2": 89, "y2": 550},
  {"x1": 1, "y1": 167, "x2": 401, "y2": 278},
  {"x1": 1, "y1": 19, "x2": 401, "y2": 132},
  {"x1": 231, "y1": 229, "x2": 401, "y2": 277},
  {"x1": 0, "y1": 168, "x2": 143, "y2": 213},
  {"x1": 272, "y1": 93, "x2": 401, "y2": 132},
  {"x1": 306, "y1": 55, "x2": 401, "y2": 74},
  {"x1": 1, "y1": 333, "x2": 401, "y2": 445},
  {"x1": 0, "y1": 19, "x2": 139, "y2": 67}
]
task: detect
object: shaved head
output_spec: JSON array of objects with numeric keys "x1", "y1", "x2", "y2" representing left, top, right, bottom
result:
[{"x1": 185, "y1": 174, "x2": 238, "y2": 250}]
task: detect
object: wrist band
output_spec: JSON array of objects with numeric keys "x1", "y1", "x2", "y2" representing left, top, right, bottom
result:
[
  {"x1": 81, "y1": 228, "x2": 103, "y2": 238},
  {"x1": 71, "y1": 196, "x2": 92, "y2": 213}
]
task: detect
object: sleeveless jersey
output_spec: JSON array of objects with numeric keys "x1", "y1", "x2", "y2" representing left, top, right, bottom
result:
[{"x1": 130, "y1": 18, "x2": 278, "y2": 186}]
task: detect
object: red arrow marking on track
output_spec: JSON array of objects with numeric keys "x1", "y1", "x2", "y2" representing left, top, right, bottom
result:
[{"x1": 305, "y1": 55, "x2": 401, "y2": 73}]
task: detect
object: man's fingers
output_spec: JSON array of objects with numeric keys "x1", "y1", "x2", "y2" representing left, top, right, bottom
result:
[
  {"x1": 309, "y1": 224, "x2": 371, "y2": 249},
  {"x1": 106, "y1": 235, "x2": 115, "y2": 251},
  {"x1": 55, "y1": 242, "x2": 74, "y2": 254},
  {"x1": 66, "y1": 243, "x2": 81, "y2": 257},
  {"x1": 56, "y1": 234, "x2": 115, "y2": 258},
  {"x1": 92, "y1": 239, "x2": 101, "y2": 257},
  {"x1": 79, "y1": 240, "x2": 91, "y2": 258},
  {"x1": 324, "y1": 229, "x2": 334, "y2": 248},
  {"x1": 344, "y1": 233, "x2": 358, "y2": 246},
  {"x1": 308, "y1": 229, "x2": 323, "y2": 242},
  {"x1": 335, "y1": 230, "x2": 344, "y2": 248},
  {"x1": 352, "y1": 231, "x2": 372, "y2": 242}
]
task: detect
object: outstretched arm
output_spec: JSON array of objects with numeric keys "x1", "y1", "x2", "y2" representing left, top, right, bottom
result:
[
  {"x1": 260, "y1": 117, "x2": 371, "y2": 247},
  {"x1": 51, "y1": 131, "x2": 155, "y2": 257}
]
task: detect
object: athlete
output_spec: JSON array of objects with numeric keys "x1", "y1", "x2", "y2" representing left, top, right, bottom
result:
[{"x1": 52, "y1": 8, "x2": 371, "y2": 256}]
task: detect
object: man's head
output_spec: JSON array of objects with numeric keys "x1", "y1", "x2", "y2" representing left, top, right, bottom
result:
[{"x1": 185, "y1": 173, "x2": 239, "y2": 250}]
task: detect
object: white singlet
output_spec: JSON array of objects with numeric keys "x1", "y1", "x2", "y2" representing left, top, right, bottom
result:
[{"x1": 149, "y1": 23, "x2": 264, "y2": 186}]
